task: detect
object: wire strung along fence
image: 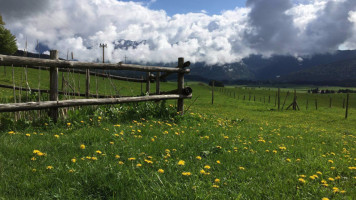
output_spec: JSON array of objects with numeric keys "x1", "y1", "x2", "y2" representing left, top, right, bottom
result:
[
  {"x1": 0, "y1": 50, "x2": 192, "y2": 122},
  {"x1": 211, "y1": 86, "x2": 353, "y2": 119}
]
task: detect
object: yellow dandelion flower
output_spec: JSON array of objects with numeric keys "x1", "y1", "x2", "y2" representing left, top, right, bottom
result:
[
  {"x1": 214, "y1": 178, "x2": 220, "y2": 183},
  {"x1": 298, "y1": 178, "x2": 306, "y2": 184},
  {"x1": 322, "y1": 198, "x2": 329, "y2": 200},
  {"x1": 32, "y1": 168, "x2": 36, "y2": 172},
  {"x1": 128, "y1": 157, "x2": 136, "y2": 161},
  {"x1": 109, "y1": 141, "x2": 114, "y2": 145},
  {"x1": 340, "y1": 190, "x2": 346, "y2": 194},
  {"x1": 212, "y1": 184, "x2": 219, "y2": 188},
  {"x1": 71, "y1": 158, "x2": 76, "y2": 163},
  {"x1": 158, "y1": 169, "x2": 164, "y2": 174},
  {"x1": 216, "y1": 146, "x2": 222, "y2": 149},
  {"x1": 204, "y1": 165, "x2": 211, "y2": 169},
  {"x1": 299, "y1": 175, "x2": 306, "y2": 178},
  {"x1": 68, "y1": 169, "x2": 75, "y2": 173},
  {"x1": 309, "y1": 176, "x2": 316, "y2": 180},
  {"x1": 144, "y1": 159, "x2": 153, "y2": 164},
  {"x1": 200, "y1": 169, "x2": 206, "y2": 174},
  {"x1": 239, "y1": 166, "x2": 245, "y2": 170},
  {"x1": 286, "y1": 158, "x2": 291, "y2": 162},
  {"x1": 118, "y1": 161, "x2": 124, "y2": 165},
  {"x1": 136, "y1": 163, "x2": 142, "y2": 167},
  {"x1": 196, "y1": 156, "x2": 202, "y2": 160},
  {"x1": 216, "y1": 160, "x2": 221, "y2": 164},
  {"x1": 316, "y1": 171, "x2": 322, "y2": 175},
  {"x1": 46, "y1": 166, "x2": 54, "y2": 170},
  {"x1": 265, "y1": 150, "x2": 270, "y2": 153},
  {"x1": 91, "y1": 157, "x2": 98, "y2": 160},
  {"x1": 330, "y1": 167, "x2": 336, "y2": 170},
  {"x1": 333, "y1": 187, "x2": 339, "y2": 193},
  {"x1": 178, "y1": 160, "x2": 185, "y2": 166},
  {"x1": 31, "y1": 157, "x2": 36, "y2": 161},
  {"x1": 33, "y1": 150, "x2": 40, "y2": 154},
  {"x1": 54, "y1": 135, "x2": 59, "y2": 138},
  {"x1": 279, "y1": 146, "x2": 287, "y2": 150},
  {"x1": 8, "y1": 131, "x2": 15, "y2": 134},
  {"x1": 80, "y1": 144, "x2": 85, "y2": 150},
  {"x1": 26, "y1": 134, "x2": 31, "y2": 137},
  {"x1": 67, "y1": 123, "x2": 71, "y2": 126},
  {"x1": 296, "y1": 158, "x2": 301, "y2": 162},
  {"x1": 182, "y1": 172, "x2": 192, "y2": 176},
  {"x1": 328, "y1": 177, "x2": 335, "y2": 181},
  {"x1": 115, "y1": 155, "x2": 120, "y2": 159},
  {"x1": 96, "y1": 150, "x2": 102, "y2": 154},
  {"x1": 328, "y1": 160, "x2": 333, "y2": 164},
  {"x1": 37, "y1": 152, "x2": 45, "y2": 156}
]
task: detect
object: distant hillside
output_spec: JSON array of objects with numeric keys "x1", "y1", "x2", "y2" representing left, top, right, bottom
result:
[
  {"x1": 243, "y1": 50, "x2": 356, "y2": 80},
  {"x1": 279, "y1": 58, "x2": 356, "y2": 86}
]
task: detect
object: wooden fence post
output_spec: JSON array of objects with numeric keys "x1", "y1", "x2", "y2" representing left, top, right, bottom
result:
[
  {"x1": 345, "y1": 93, "x2": 349, "y2": 119},
  {"x1": 49, "y1": 50, "x2": 59, "y2": 122},
  {"x1": 146, "y1": 72, "x2": 150, "y2": 95},
  {"x1": 156, "y1": 72, "x2": 160, "y2": 95},
  {"x1": 85, "y1": 69, "x2": 90, "y2": 98},
  {"x1": 177, "y1": 57, "x2": 184, "y2": 114},
  {"x1": 315, "y1": 98, "x2": 318, "y2": 110},
  {"x1": 212, "y1": 80, "x2": 215, "y2": 105},
  {"x1": 141, "y1": 75, "x2": 143, "y2": 95}
]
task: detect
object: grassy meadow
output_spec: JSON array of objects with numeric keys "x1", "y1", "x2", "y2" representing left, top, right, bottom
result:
[{"x1": 0, "y1": 66, "x2": 355, "y2": 199}]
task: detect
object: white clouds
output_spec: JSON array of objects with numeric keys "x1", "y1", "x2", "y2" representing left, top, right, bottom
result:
[{"x1": 0, "y1": 0, "x2": 355, "y2": 65}]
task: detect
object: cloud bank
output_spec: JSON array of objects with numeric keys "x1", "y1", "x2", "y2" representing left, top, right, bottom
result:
[{"x1": 0, "y1": 0, "x2": 355, "y2": 65}]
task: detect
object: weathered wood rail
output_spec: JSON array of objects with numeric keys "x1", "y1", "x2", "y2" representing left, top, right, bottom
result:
[{"x1": 0, "y1": 51, "x2": 192, "y2": 122}]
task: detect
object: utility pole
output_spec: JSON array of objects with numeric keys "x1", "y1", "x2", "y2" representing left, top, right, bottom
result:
[
  {"x1": 124, "y1": 55, "x2": 128, "y2": 63},
  {"x1": 24, "y1": 37, "x2": 28, "y2": 57},
  {"x1": 100, "y1": 43, "x2": 107, "y2": 63},
  {"x1": 37, "y1": 40, "x2": 40, "y2": 58}
]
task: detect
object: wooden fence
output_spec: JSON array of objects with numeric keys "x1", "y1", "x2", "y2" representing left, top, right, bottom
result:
[{"x1": 0, "y1": 50, "x2": 192, "y2": 122}]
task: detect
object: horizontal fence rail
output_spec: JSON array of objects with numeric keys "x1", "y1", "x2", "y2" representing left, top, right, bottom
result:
[
  {"x1": 0, "y1": 51, "x2": 192, "y2": 122},
  {"x1": 0, "y1": 94, "x2": 192, "y2": 112},
  {"x1": 0, "y1": 54, "x2": 190, "y2": 73}
]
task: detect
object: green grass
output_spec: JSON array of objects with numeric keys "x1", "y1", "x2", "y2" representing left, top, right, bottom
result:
[{"x1": 0, "y1": 67, "x2": 355, "y2": 199}]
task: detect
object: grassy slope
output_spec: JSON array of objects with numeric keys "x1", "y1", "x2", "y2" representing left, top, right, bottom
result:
[{"x1": 0, "y1": 67, "x2": 355, "y2": 199}]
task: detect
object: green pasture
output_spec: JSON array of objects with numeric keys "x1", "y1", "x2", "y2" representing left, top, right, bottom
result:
[{"x1": 0, "y1": 66, "x2": 355, "y2": 199}]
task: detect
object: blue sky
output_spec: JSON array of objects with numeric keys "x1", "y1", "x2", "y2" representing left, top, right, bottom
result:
[{"x1": 121, "y1": 0, "x2": 246, "y2": 15}]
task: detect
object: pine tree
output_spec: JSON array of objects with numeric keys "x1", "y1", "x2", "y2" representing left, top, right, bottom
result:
[{"x1": 0, "y1": 14, "x2": 18, "y2": 55}]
